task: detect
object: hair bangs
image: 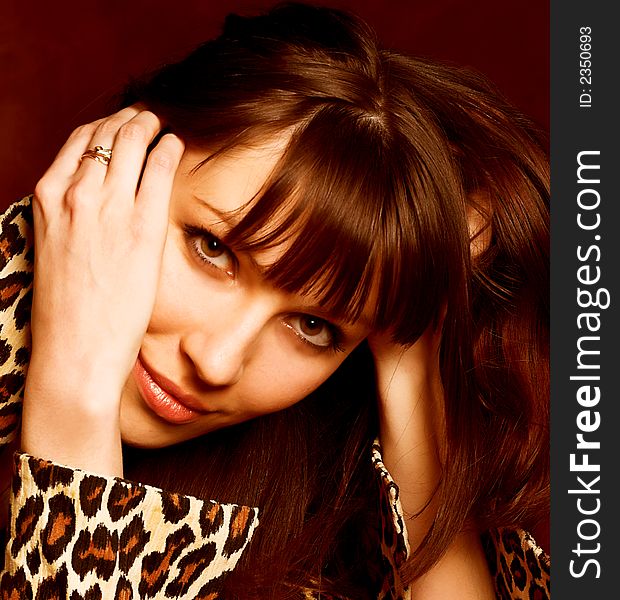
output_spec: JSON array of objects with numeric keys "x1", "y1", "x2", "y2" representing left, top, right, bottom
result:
[
  {"x1": 221, "y1": 105, "x2": 464, "y2": 338},
  {"x1": 371, "y1": 151, "x2": 467, "y2": 345}
]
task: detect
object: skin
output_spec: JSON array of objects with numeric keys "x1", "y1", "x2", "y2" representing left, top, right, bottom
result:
[
  {"x1": 119, "y1": 142, "x2": 373, "y2": 448},
  {"x1": 21, "y1": 107, "x2": 493, "y2": 598}
]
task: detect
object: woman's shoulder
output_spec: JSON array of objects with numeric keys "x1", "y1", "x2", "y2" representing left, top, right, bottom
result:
[{"x1": 0, "y1": 195, "x2": 34, "y2": 447}]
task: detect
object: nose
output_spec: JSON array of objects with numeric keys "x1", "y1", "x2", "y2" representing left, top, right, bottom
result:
[{"x1": 179, "y1": 299, "x2": 270, "y2": 388}]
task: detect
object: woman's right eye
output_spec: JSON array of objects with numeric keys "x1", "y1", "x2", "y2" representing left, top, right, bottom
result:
[{"x1": 184, "y1": 225, "x2": 236, "y2": 277}]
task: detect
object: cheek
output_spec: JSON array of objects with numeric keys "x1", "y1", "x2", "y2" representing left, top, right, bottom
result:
[
  {"x1": 147, "y1": 233, "x2": 183, "y2": 331},
  {"x1": 147, "y1": 230, "x2": 211, "y2": 332},
  {"x1": 144, "y1": 224, "x2": 351, "y2": 419},
  {"x1": 237, "y1": 348, "x2": 345, "y2": 416}
]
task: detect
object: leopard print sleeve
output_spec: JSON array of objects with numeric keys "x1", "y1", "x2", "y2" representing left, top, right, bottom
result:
[
  {"x1": 371, "y1": 439, "x2": 550, "y2": 600},
  {"x1": 371, "y1": 440, "x2": 411, "y2": 600},
  {"x1": 0, "y1": 196, "x2": 33, "y2": 447},
  {"x1": 482, "y1": 527, "x2": 550, "y2": 600},
  {"x1": 1, "y1": 452, "x2": 259, "y2": 598}
]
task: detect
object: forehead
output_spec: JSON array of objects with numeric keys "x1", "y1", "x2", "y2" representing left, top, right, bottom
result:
[
  {"x1": 172, "y1": 140, "x2": 298, "y2": 274},
  {"x1": 174, "y1": 139, "x2": 290, "y2": 218}
]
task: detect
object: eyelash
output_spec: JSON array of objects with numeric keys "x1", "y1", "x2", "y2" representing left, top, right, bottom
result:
[
  {"x1": 183, "y1": 224, "x2": 237, "y2": 276},
  {"x1": 183, "y1": 224, "x2": 346, "y2": 355},
  {"x1": 317, "y1": 332, "x2": 346, "y2": 355},
  {"x1": 284, "y1": 319, "x2": 346, "y2": 355}
]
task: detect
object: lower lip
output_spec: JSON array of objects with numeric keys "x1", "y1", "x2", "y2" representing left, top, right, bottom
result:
[{"x1": 133, "y1": 359, "x2": 202, "y2": 425}]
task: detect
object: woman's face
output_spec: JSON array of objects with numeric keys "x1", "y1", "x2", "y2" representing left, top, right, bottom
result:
[{"x1": 119, "y1": 141, "x2": 373, "y2": 448}]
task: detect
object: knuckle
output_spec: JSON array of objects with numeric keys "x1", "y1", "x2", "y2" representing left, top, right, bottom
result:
[
  {"x1": 117, "y1": 121, "x2": 147, "y2": 143},
  {"x1": 33, "y1": 177, "x2": 56, "y2": 203},
  {"x1": 96, "y1": 117, "x2": 125, "y2": 138},
  {"x1": 69, "y1": 123, "x2": 96, "y2": 141},
  {"x1": 64, "y1": 181, "x2": 93, "y2": 209}
]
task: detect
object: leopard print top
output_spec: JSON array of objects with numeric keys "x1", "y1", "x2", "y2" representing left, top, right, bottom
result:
[{"x1": 0, "y1": 196, "x2": 550, "y2": 598}]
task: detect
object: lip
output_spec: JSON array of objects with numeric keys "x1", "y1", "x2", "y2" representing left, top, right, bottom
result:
[{"x1": 133, "y1": 355, "x2": 207, "y2": 425}]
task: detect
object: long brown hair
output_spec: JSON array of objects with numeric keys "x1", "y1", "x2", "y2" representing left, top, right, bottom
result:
[{"x1": 122, "y1": 3, "x2": 549, "y2": 595}]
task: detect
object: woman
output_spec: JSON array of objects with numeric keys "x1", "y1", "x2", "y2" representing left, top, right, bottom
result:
[{"x1": 0, "y1": 3, "x2": 549, "y2": 598}]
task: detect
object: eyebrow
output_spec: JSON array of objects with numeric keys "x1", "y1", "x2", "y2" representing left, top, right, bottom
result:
[
  {"x1": 192, "y1": 195, "x2": 374, "y2": 330},
  {"x1": 192, "y1": 195, "x2": 242, "y2": 228},
  {"x1": 192, "y1": 194, "x2": 272, "y2": 278}
]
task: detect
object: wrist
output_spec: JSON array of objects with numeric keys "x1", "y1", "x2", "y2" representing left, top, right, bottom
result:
[
  {"x1": 25, "y1": 351, "x2": 129, "y2": 406},
  {"x1": 20, "y1": 397, "x2": 123, "y2": 477},
  {"x1": 21, "y1": 374, "x2": 125, "y2": 477}
]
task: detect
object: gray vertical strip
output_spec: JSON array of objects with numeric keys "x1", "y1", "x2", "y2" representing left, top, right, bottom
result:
[{"x1": 551, "y1": 1, "x2": 618, "y2": 597}]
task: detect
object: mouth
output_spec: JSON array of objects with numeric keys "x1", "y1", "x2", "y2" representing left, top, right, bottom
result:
[{"x1": 133, "y1": 356, "x2": 207, "y2": 425}]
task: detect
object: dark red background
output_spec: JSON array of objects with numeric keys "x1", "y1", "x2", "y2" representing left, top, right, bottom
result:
[
  {"x1": 0, "y1": 0, "x2": 549, "y2": 551},
  {"x1": 1, "y1": 0, "x2": 548, "y2": 209}
]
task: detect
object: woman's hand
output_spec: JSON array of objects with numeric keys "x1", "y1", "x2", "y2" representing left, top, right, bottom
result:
[
  {"x1": 369, "y1": 324, "x2": 444, "y2": 552},
  {"x1": 22, "y1": 107, "x2": 184, "y2": 476},
  {"x1": 370, "y1": 324, "x2": 495, "y2": 598}
]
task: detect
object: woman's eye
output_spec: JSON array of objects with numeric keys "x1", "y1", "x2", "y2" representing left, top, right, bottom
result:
[
  {"x1": 287, "y1": 315, "x2": 344, "y2": 352},
  {"x1": 185, "y1": 226, "x2": 236, "y2": 276}
]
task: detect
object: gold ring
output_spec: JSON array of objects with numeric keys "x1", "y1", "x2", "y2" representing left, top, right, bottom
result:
[{"x1": 80, "y1": 146, "x2": 113, "y2": 166}]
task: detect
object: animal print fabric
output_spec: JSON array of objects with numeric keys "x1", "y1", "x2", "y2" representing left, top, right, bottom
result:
[
  {"x1": 3, "y1": 453, "x2": 259, "y2": 598},
  {"x1": 371, "y1": 442, "x2": 410, "y2": 599},
  {"x1": 0, "y1": 198, "x2": 32, "y2": 448},
  {"x1": 0, "y1": 196, "x2": 550, "y2": 598}
]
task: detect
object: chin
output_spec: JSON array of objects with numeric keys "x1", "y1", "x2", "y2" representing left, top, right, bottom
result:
[
  {"x1": 119, "y1": 394, "x2": 189, "y2": 449},
  {"x1": 121, "y1": 433, "x2": 168, "y2": 450},
  {"x1": 119, "y1": 392, "x2": 231, "y2": 450},
  {"x1": 120, "y1": 425, "x2": 179, "y2": 450},
  {"x1": 119, "y1": 383, "x2": 255, "y2": 449}
]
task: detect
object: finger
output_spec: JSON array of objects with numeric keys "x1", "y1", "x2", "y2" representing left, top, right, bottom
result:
[
  {"x1": 41, "y1": 106, "x2": 140, "y2": 186},
  {"x1": 104, "y1": 110, "x2": 163, "y2": 197},
  {"x1": 34, "y1": 122, "x2": 99, "y2": 207},
  {"x1": 134, "y1": 133, "x2": 185, "y2": 237},
  {"x1": 74, "y1": 107, "x2": 144, "y2": 186}
]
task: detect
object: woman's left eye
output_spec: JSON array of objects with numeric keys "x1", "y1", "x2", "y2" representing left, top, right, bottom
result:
[
  {"x1": 286, "y1": 315, "x2": 344, "y2": 353},
  {"x1": 185, "y1": 225, "x2": 236, "y2": 276}
]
